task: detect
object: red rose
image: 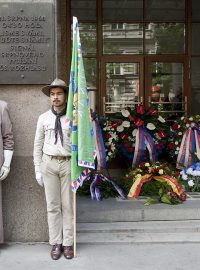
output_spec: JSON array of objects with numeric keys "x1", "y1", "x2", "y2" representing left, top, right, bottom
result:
[
  {"x1": 185, "y1": 120, "x2": 190, "y2": 125},
  {"x1": 157, "y1": 130, "x2": 166, "y2": 138},
  {"x1": 139, "y1": 162, "x2": 146, "y2": 167},
  {"x1": 168, "y1": 142, "x2": 175, "y2": 149},
  {"x1": 175, "y1": 171, "x2": 180, "y2": 177},
  {"x1": 170, "y1": 191, "x2": 178, "y2": 199},
  {"x1": 135, "y1": 118, "x2": 144, "y2": 127},
  {"x1": 105, "y1": 133, "x2": 111, "y2": 139},
  {"x1": 128, "y1": 115, "x2": 135, "y2": 122},
  {"x1": 136, "y1": 104, "x2": 145, "y2": 115},
  {"x1": 149, "y1": 109, "x2": 158, "y2": 117},
  {"x1": 120, "y1": 133, "x2": 128, "y2": 140},
  {"x1": 179, "y1": 192, "x2": 186, "y2": 201},
  {"x1": 111, "y1": 122, "x2": 118, "y2": 129},
  {"x1": 172, "y1": 122, "x2": 179, "y2": 130},
  {"x1": 156, "y1": 144, "x2": 162, "y2": 150}
]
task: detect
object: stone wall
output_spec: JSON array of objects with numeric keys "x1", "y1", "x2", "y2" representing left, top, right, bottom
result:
[
  {"x1": 0, "y1": 0, "x2": 64, "y2": 242},
  {"x1": 1, "y1": 85, "x2": 50, "y2": 242}
]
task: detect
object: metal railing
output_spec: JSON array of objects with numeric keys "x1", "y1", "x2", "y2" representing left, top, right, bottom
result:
[
  {"x1": 148, "y1": 96, "x2": 187, "y2": 114},
  {"x1": 103, "y1": 96, "x2": 143, "y2": 114}
]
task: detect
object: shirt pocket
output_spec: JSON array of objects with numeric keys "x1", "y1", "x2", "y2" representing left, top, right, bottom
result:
[
  {"x1": 63, "y1": 126, "x2": 72, "y2": 146},
  {"x1": 43, "y1": 124, "x2": 54, "y2": 144}
]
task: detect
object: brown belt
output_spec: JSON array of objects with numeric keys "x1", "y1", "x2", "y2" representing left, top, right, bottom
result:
[{"x1": 47, "y1": 155, "x2": 71, "y2": 161}]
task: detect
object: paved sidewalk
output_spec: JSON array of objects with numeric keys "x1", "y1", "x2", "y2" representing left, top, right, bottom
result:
[{"x1": 1, "y1": 242, "x2": 200, "y2": 270}]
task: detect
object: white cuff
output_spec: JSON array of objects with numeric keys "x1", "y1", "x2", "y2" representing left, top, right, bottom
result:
[
  {"x1": 35, "y1": 165, "x2": 41, "y2": 174},
  {"x1": 3, "y1": 150, "x2": 13, "y2": 168}
]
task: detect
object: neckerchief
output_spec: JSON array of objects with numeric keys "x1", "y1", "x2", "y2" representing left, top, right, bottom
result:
[{"x1": 51, "y1": 105, "x2": 66, "y2": 145}]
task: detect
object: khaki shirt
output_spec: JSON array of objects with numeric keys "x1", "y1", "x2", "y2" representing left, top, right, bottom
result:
[{"x1": 33, "y1": 110, "x2": 71, "y2": 173}]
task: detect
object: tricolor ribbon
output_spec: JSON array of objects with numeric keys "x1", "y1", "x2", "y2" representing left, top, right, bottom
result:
[
  {"x1": 92, "y1": 113, "x2": 107, "y2": 170},
  {"x1": 128, "y1": 174, "x2": 185, "y2": 199},
  {"x1": 177, "y1": 127, "x2": 200, "y2": 169},
  {"x1": 90, "y1": 173, "x2": 127, "y2": 201},
  {"x1": 132, "y1": 126, "x2": 157, "y2": 167}
]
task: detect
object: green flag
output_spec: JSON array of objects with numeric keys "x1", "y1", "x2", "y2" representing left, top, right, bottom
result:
[{"x1": 66, "y1": 17, "x2": 96, "y2": 191}]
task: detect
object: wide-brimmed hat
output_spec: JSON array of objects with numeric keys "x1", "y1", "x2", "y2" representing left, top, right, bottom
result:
[{"x1": 42, "y1": 78, "x2": 69, "y2": 96}]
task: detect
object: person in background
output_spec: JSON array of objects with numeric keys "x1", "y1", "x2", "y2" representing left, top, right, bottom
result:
[{"x1": 0, "y1": 100, "x2": 14, "y2": 244}]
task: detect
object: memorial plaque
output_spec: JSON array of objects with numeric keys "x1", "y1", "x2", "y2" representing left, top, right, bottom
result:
[{"x1": 0, "y1": 3, "x2": 55, "y2": 84}]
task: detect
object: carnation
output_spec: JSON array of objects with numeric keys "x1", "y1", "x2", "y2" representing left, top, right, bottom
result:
[
  {"x1": 117, "y1": 125, "x2": 124, "y2": 132},
  {"x1": 192, "y1": 171, "x2": 198, "y2": 177},
  {"x1": 122, "y1": 121, "x2": 130, "y2": 128},
  {"x1": 182, "y1": 174, "x2": 188, "y2": 180},
  {"x1": 146, "y1": 123, "x2": 156, "y2": 130},
  {"x1": 158, "y1": 116, "x2": 166, "y2": 123},
  {"x1": 132, "y1": 129, "x2": 137, "y2": 136},
  {"x1": 186, "y1": 168, "x2": 193, "y2": 175},
  {"x1": 188, "y1": 179, "x2": 194, "y2": 187},
  {"x1": 121, "y1": 109, "x2": 130, "y2": 117}
]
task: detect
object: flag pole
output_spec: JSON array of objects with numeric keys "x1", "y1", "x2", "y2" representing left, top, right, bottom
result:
[{"x1": 73, "y1": 191, "x2": 77, "y2": 257}]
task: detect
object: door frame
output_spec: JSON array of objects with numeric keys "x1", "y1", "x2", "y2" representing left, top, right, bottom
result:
[
  {"x1": 100, "y1": 55, "x2": 190, "y2": 114},
  {"x1": 145, "y1": 55, "x2": 190, "y2": 112}
]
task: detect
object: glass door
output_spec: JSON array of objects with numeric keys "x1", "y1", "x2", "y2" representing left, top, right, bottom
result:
[
  {"x1": 100, "y1": 56, "x2": 189, "y2": 116},
  {"x1": 101, "y1": 56, "x2": 144, "y2": 114},
  {"x1": 146, "y1": 56, "x2": 189, "y2": 117}
]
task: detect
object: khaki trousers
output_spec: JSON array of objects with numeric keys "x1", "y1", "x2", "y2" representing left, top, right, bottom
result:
[{"x1": 40, "y1": 154, "x2": 73, "y2": 246}]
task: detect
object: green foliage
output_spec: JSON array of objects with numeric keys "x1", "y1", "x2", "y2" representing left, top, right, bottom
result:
[
  {"x1": 144, "y1": 197, "x2": 159, "y2": 206},
  {"x1": 140, "y1": 180, "x2": 165, "y2": 196},
  {"x1": 154, "y1": 23, "x2": 184, "y2": 54},
  {"x1": 77, "y1": 178, "x2": 122, "y2": 199}
]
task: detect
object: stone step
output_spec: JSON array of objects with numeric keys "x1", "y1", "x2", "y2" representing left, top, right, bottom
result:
[
  {"x1": 77, "y1": 231, "x2": 200, "y2": 244},
  {"x1": 77, "y1": 220, "x2": 200, "y2": 233},
  {"x1": 77, "y1": 195, "x2": 200, "y2": 222},
  {"x1": 76, "y1": 220, "x2": 200, "y2": 244}
]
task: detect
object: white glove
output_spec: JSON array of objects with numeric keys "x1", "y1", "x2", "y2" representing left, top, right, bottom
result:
[
  {"x1": 35, "y1": 172, "x2": 44, "y2": 187},
  {"x1": 0, "y1": 150, "x2": 13, "y2": 181},
  {"x1": 0, "y1": 166, "x2": 10, "y2": 181}
]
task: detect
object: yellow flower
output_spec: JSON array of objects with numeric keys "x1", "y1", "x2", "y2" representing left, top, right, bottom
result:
[
  {"x1": 136, "y1": 174, "x2": 142, "y2": 178},
  {"x1": 159, "y1": 169, "x2": 164, "y2": 175},
  {"x1": 145, "y1": 162, "x2": 150, "y2": 167}
]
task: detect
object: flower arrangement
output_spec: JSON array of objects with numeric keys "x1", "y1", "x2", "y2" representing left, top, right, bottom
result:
[
  {"x1": 180, "y1": 162, "x2": 200, "y2": 192},
  {"x1": 115, "y1": 104, "x2": 169, "y2": 165},
  {"x1": 99, "y1": 117, "x2": 120, "y2": 162},
  {"x1": 126, "y1": 161, "x2": 186, "y2": 205},
  {"x1": 166, "y1": 115, "x2": 200, "y2": 166}
]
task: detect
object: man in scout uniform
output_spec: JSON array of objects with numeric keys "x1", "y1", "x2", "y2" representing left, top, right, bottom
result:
[
  {"x1": 33, "y1": 78, "x2": 74, "y2": 260},
  {"x1": 0, "y1": 100, "x2": 14, "y2": 244}
]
